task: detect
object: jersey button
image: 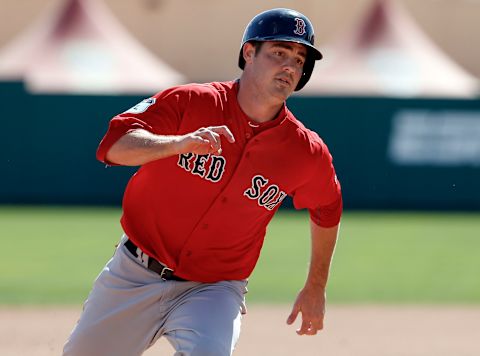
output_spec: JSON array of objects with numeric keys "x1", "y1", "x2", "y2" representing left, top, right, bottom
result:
[
  {"x1": 202, "y1": 223, "x2": 209, "y2": 230},
  {"x1": 245, "y1": 132, "x2": 252, "y2": 139},
  {"x1": 221, "y1": 197, "x2": 228, "y2": 203}
]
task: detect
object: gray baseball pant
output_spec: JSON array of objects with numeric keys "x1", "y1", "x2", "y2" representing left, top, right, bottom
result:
[{"x1": 63, "y1": 235, "x2": 248, "y2": 356}]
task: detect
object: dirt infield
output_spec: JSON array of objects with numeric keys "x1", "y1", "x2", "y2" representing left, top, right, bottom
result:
[{"x1": 1, "y1": 304, "x2": 479, "y2": 356}]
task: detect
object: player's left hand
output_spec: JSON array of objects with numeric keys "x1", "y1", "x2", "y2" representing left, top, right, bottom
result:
[
  {"x1": 176, "y1": 125, "x2": 235, "y2": 156},
  {"x1": 286, "y1": 286, "x2": 326, "y2": 335}
]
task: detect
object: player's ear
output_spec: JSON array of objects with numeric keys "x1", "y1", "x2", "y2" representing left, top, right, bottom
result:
[{"x1": 243, "y1": 42, "x2": 256, "y2": 65}]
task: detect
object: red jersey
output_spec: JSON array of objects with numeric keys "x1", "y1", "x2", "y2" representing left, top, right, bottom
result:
[{"x1": 97, "y1": 81, "x2": 342, "y2": 282}]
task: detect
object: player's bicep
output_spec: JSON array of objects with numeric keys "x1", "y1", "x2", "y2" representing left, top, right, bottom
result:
[
  {"x1": 97, "y1": 88, "x2": 188, "y2": 164},
  {"x1": 118, "y1": 90, "x2": 185, "y2": 135},
  {"x1": 292, "y1": 153, "x2": 341, "y2": 207}
]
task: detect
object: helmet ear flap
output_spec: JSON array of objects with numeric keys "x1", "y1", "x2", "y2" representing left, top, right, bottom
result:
[{"x1": 295, "y1": 54, "x2": 315, "y2": 91}]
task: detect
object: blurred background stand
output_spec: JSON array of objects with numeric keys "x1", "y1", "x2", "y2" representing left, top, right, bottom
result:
[
  {"x1": 302, "y1": 0, "x2": 479, "y2": 98},
  {"x1": 0, "y1": 0, "x2": 185, "y2": 94}
]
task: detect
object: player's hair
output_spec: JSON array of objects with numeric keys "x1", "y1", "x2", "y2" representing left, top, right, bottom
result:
[{"x1": 250, "y1": 41, "x2": 264, "y2": 54}]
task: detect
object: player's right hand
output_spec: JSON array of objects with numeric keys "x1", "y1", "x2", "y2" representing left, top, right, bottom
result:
[{"x1": 176, "y1": 126, "x2": 235, "y2": 155}]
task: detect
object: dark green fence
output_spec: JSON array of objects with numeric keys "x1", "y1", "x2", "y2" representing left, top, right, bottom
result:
[
  {"x1": 1, "y1": 81, "x2": 480, "y2": 209},
  {"x1": 290, "y1": 95, "x2": 480, "y2": 210}
]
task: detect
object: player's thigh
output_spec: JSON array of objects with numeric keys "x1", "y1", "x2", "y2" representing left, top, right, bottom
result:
[
  {"x1": 63, "y1": 238, "x2": 167, "y2": 356},
  {"x1": 163, "y1": 280, "x2": 247, "y2": 356}
]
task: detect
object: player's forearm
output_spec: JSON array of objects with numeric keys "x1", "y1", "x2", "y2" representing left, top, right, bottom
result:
[
  {"x1": 304, "y1": 222, "x2": 340, "y2": 291},
  {"x1": 105, "y1": 125, "x2": 235, "y2": 166},
  {"x1": 106, "y1": 129, "x2": 182, "y2": 166}
]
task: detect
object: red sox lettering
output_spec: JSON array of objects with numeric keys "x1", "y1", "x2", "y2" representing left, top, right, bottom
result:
[
  {"x1": 244, "y1": 174, "x2": 287, "y2": 211},
  {"x1": 177, "y1": 153, "x2": 226, "y2": 183}
]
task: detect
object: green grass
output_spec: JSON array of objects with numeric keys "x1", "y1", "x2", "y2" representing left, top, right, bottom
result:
[
  {"x1": 0, "y1": 206, "x2": 123, "y2": 304},
  {"x1": 1, "y1": 206, "x2": 479, "y2": 304},
  {"x1": 251, "y1": 211, "x2": 480, "y2": 304}
]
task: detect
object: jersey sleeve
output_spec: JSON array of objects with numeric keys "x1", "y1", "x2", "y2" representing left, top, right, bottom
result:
[
  {"x1": 96, "y1": 86, "x2": 190, "y2": 165},
  {"x1": 292, "y1": 140, "x2": 343, "y2": 227}
]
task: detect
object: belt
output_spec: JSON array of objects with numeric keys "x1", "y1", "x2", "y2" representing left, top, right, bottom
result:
[{"x1": 124, "y1": 239, "x2": 186, "y2": 281}]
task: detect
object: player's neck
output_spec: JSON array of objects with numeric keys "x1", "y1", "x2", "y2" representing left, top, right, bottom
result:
[{"x1": 236, "y1": 79, "x2": 284, "y2": 123}]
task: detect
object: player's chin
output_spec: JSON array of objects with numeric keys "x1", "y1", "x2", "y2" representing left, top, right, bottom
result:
[{"x1": 270, "y1": 83, "x2": 291, "y2": 98}]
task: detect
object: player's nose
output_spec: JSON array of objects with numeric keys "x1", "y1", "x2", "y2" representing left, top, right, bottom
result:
[{"x1": 281, "y1": 57, "x2": 300, "y2": 75}]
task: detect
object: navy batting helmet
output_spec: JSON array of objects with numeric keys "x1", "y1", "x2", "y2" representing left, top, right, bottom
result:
[{"x1": 238, "y1": 8, "x2": 323, "y2": 91}]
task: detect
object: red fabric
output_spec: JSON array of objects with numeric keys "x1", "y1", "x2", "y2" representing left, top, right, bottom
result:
[{"x1": 97, "y1": 81, "x2": 342, "y2": 282}]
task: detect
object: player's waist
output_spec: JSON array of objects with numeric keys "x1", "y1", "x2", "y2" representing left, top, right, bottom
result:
[{"x1": 124, "y1": 238, "x2": 187, "y2": 281}]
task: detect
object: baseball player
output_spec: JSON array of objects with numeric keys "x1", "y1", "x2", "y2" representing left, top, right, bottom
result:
[{"x1": 63, "y1": 8, "x2": 342, "y2": 356}]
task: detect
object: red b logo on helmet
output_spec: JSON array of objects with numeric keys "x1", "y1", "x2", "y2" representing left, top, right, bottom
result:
[{"x1": 293, "y1": 18, "x2": 306, "y2": 35}]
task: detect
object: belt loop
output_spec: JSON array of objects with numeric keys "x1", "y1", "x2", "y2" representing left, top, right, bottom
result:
[
  {"x1": 124, "y1": 239, "x2": 186, "y2": 281},
  {"x1": 137, "y1": 249, "x2": 149, "y2": 269}
]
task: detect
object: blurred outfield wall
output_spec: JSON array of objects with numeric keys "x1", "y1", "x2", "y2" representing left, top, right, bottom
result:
[{"x1": 1, "y1": 81, "x2": 480, "y2": 210}]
